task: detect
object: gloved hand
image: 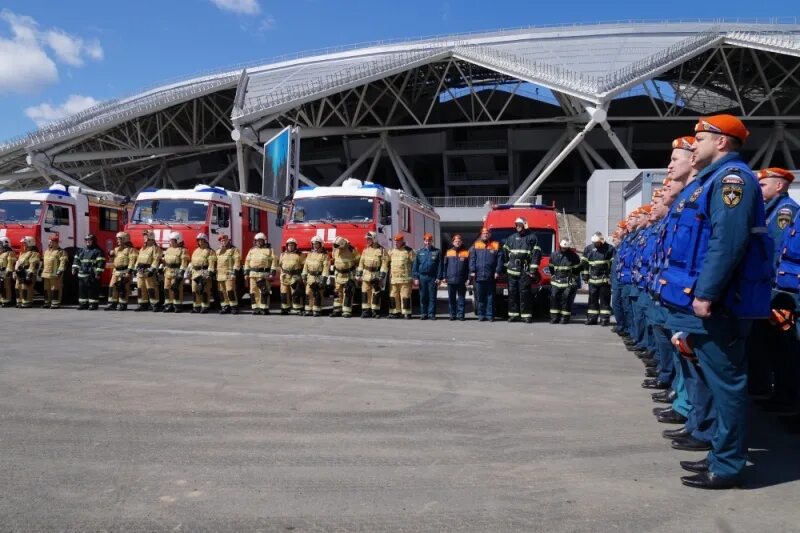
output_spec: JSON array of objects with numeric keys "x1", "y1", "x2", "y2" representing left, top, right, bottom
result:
[
  {"x1": 530, "y1": 269, "x2": 541, "y2": 284},
  {"x1": 56, "y1": 269, "x2": 63, "y2": 276}
]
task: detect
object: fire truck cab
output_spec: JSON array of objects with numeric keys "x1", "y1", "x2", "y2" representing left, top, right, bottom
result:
[
  {"x1": 480, "y1": 203, "x2": 560, "y2": 318},
  {"x1": 0, "y1": 183, "x2": 128, "y2": 299},
  {"x1": 281, "y1": 178, "x2": 440, "y2": 252},
  {"x1": 126, "y1": 184, "x2": 282, "y2": 259}
]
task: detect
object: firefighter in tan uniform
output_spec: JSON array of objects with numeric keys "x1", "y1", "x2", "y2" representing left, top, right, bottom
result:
[
  {"x1": 279, "y1": 237, "x2": 305, "y2": 315},
  {"x1": 188, "y1": 233, "x2": 216, "y2": 313},
  {"x1": 357, "y1": 231, "x2": 388, "y2": 318},
  {"x1": 14, "y1": 236, "x2": 41, "y2": 308},
  {"x1": 216, "y1": 234, "x2": 241, "y2": 315},
  {"x1": 0, "y1": 237, "x2": 18, "y2": 307},
  {"x1": 41, "y1": 234, "x2": 68, "y2": 309},
  {"x1": 302, "y1": 235, "x2": 329, "y2": 317},
  {"x1": 330, "y1": 236, "x2": 360, "y2": 318},
  {"x1": 135, "y1": 230, "x2": 163, "y2": 312},
  {"x1": 162, "y1": 231, "x2": 189, "y2": 313},
  {"x1": 386, "y1": 233, "x2": 415, "y2": 319},
  {"x1": 244, "y1": 232, "x2": 277, "y2": 315},
  {"x1": 105, "y1": 231, "x2": 138, "y2": 311}
]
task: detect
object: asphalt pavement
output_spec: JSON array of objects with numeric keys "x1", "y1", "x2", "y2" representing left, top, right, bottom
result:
[{"x1": 1, "y1": 301, "x2": 798, "y2": 531}]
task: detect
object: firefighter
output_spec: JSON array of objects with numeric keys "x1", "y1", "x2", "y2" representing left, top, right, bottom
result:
[
  {"x1": 412, "y1": 232, "x2": 442, "y2": 320},
  {"x1": 331, "y1": 236, "x2": 360, "y2": 318},
  {"x1": 14, "y1": 236, "x2": 41, "y2": 308},
  {"x1": 72, "y1": 234, "x2": 105, "y2": 310},
  {"x1": 302, "y1": 235, "x2": 329, "y2": 317},
  {"x1": 503, "y1": 217, "x2": 542, "y2": 323},
  {"x1": 41, "y1": 234, "x2": 68, "y2": 309},
  {"x1": 216, "y1": 234, "x2": 241, "y2": 315},
  {"x1": 161, "y1": 232, "x2": 189, "y2": 313},
  {"x1": 386, "y1": 233, "x2": 415, "y2": 319},
  {"x1": 547, "y1": 238, "x2": 582, "y2": 324},
  {"x1": 0, "y1": 236, "x2": 17, "y2": 307},
  {"x1": 105, "y1": 231, "x2": 138, "y2": 311},
  {"x1": 441, "y1": 234, "x2": 470, "y2": 321},
  {"x1": 244, "y1": 232, "x2": 277, "y2": 315},
  {"x1": 188, "y1": 233, "x2": 216, "y2": 313},
  {"x1": 357, "y1": 231, "x2": 388, "y2": 318},
  {"x1": 135, "y1": 230, "x2": 163, "y2": 312},
  {"x1": 279, "y1": 237, "x2": 305, "y2": 315},
  {"x1": 582, "y1": 231, "x2": 615, "y2": 325}
]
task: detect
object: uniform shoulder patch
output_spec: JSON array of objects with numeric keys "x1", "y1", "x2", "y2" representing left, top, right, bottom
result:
[
  {"x1": 721, "y1": 175, "x2": 744, "y2": 185},
  {"x1": 777, "y1": 207, "x2": 795, "y2": 230},
  {"x1": 676, "y1": 199, "x2": 686, "y2": 213},
  {"x1": 722, "y1": 184, "x2": 743, "y2": 208},
  {"x1": 689, "y1": 186, "x2": 704, "y2": 202}
]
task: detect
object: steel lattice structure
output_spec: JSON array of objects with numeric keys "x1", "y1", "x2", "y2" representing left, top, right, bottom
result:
[{"x1": 0, "y1": 21, "x2": 798, "y2": 209}]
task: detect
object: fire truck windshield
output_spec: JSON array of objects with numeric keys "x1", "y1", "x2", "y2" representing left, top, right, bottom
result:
[
  {"x1": 291, "y1": 197, "x2": 374, "y2": 223},
  {"x1": 478, "y1": 228, "x2": 555, "y2": 256},
  {"x1": 132, "y1": 199, "x2": 209, "y2": 224},
  {"x1": 0, "y1": 200, "x2": 43, "y2": 224}
]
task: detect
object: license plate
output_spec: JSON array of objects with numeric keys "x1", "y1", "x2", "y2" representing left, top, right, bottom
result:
[{"x1": 502, "y1": 289, "x2": 508, "y2": 296}]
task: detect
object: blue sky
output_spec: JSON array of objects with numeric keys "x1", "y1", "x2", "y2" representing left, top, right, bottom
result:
[{"x1": 0, "y1": 0, "x2": 796, "y2": 141}]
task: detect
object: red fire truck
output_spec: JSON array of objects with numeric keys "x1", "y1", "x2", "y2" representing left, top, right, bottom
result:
[
  {"x1": 281, "y1": 178, "x2": 440, "y2": 252},
  {"x1": 479, "y1": 203, "x2": 559, "y2": 318},
  {"x1": 0, "y1": 183, "x2": 128, "y2": 300}
]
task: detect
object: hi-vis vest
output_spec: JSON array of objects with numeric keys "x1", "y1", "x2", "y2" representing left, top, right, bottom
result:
[
  {"x1": 657, "y1": 160, "x2": 773, "y2": 318},
  {"x1": 775, "y1": 214, "x2": 800, "y2": 294}
]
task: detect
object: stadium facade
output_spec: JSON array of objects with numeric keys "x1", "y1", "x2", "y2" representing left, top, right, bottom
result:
[{"x1": 1, "y1": 20, "x2": 799, "y2": 238}]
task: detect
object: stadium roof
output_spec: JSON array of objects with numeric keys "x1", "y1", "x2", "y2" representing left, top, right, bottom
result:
[{"x1": 1, "y1": 20, "x2": 799, "y2": 195}]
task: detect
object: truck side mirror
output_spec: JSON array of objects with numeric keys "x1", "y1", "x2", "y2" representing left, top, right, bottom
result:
[
  {"x1": 379, "y1": 202, "x2": 391, "y2": 226},
  {"x1": 275, "y1": 203, "x2": 285, "y2": 227}
]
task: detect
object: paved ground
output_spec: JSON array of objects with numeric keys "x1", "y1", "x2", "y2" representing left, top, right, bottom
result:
[{"x1": 1, "y1": 301, "x2": 799, "y2": 532}]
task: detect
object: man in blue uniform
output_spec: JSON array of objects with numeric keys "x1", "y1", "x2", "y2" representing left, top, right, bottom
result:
[
  {"x1": 441, "y1": 234, "x2": 470, "y2": 321},
  {"x1": 658, "y1": 114, "x2": 773, "y2": 489},
  {"x1": 412, "y1": 232, "x2": 442, "y2": 320},
  {"x1": 469, "y1": 228, "x2": 503, "y2": 322},
  {"x1": 747, "y1": 167, "x2": 799, "y2": 404}
]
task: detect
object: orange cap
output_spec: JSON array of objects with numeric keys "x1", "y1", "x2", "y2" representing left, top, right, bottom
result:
[
  {"x1": 480, "y1": 227, "x2": 490, "y2": 234},
  {"x1": 423, "y1": 232, "x2": 433, "y2": 240},
  {"x1": 672, "y1": 136, "x2": 696, "y2": 151},
  {"x1": 652, "y1": 188, "x2": 664, "y2": 198},
  {"x1": 694, "y1": 115, "x2": 749, "y2": 143},
  {"x1": 757, "y1": 167, "x2": 795, "y2": 184},
  {"x1": 218, "y1": 234, "x2": 229, "y2": 241},
  {"x1": 617, "y1": 220, "x2": 626, "y2": 229},
  {"x1": 639, "y1": 205, "x2": 652, "y2": 214},
  {"x1": 393, "y1": 233, "x2": 405, "y2": 242},
  {"x1": 662, "y1": 177, "x2": 671, "y2": 185}
]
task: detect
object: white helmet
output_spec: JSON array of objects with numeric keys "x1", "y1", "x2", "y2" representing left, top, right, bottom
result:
[
  {"x1": 286, "y1": 237, "x2": 297, "y2": 246},
  {"x1": 559, "y1": 238, "x2": 572, "y2": 248},
  {"x1": 514, "y1": 217, "x2": 528, "y2": 229},
  {"x1": 0, "y1": 237, "x2": 10, "y2": 247},
  {"x1": 116, "y1": 231, "x2": 130, "y2": 242},
  {"x1": 169, "y1": 231, "x2": 183, "y2": 243},
  {"x1": 254, "y1": 232, "x2": 267, "y2": 241},
  {"x1": 196, "y1": 233, "x2": 208, "y2": 241},
  {"x1": 22, "y1": 236, "x2": 36, "y2": 247},
  {"x1": 310, "y1": 235, "x2": 323, "y2": 245},
  {"x1": 591, "y1": 232, "x2": 605, "y2": 244}
]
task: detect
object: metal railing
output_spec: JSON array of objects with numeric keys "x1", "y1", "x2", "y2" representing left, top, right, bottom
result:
[{"x1": 428, "y1": 196, "x2": 521, "y2": 208}]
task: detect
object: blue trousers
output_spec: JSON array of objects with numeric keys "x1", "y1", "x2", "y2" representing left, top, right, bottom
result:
[
  {"x1": 671, "y1": 353, "x2": 692, "y2": 418},
  {"x1": 474, "y1": 280, "x2": 495, "y2": 319},
  {"x1": 681, "y1": 356, "x2": 717, "y2": 444},
  {"x1": 621, "y1": 285, "x2": 634, "y2": 334},
  {"x1": 418, "y1": 276, "x2": 437, "y2": 318},
  {"x1": 447, "y1": 283, "x2": 466, "y2": 318},
  {"x1": 693, "y1": 318, "x2": 750, "y2": 479},
  {"x1": 612, "y1": 281, "x2": 625, "y2": 327},
  {"x1": 652, "y1": 324, "x2": 675, "y2": 384}
]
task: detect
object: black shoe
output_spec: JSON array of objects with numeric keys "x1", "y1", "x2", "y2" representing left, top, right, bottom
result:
[
  {"x1": 585, "y1": 318, "x2": 597, "y2": 326},
  {"x1": 173, "y1": 306, "x2": 182, "y2": 313},
  {"x1": 680, "y1": 458, "x2": 709, "y2": 474},
  {"x1": 387, "y1": 314, "x2": 398, "y2": 319},
  {"x1": 405, "y1": 314, "x2": 412, "y2": 320},
  {"x1": 599, "y1": 319, "x2": 610, "y2": 326},
  {"x1": 42, "y1": 303, "x2": 51, "y2": 309},
  {"x1": 191, "y1": 307, "x2": 200, "y2": 314},
  {"x1": 105, "y1": 304, "x2": 117, "y2": 311},
  {"x1": 135, "y1": 304, "x2": 149, "y2": 312},
  {"x1": 525, "y1": 317, "x2": 534, "y2": 324},
  {"x1": 200, "y1": 308, "x2": 208, "y2": 314},
  {"x1": 642, "y1": 358, "x2": 658, "y2": 368},
  {"x1": 652, "y1": 393, "x2": 673, "y2": 404},
  {"x1": 77, "y1": 304, "x2": 88, "y2": 310},
  {"x1": 118, "y1": 305, "x2": 127, "y2": 311},
  {"x1": 281, "y1": 309, "x2": 290, "y2": 316},
  {"x1": 658, "y1": 410, "x2": 688, "y2": 424},
  {"x1": 231, "y1": 307, "x2": 239, "y2": 315},
  {"x1": 635, "y1": 349, "x2": 652, "y2": 359},
  {"x1": 153, "y1": 304, "x2": 163, "y2": 312},
  {"x1": 458, "y1": 317, "x2": 465, "y2": 321},
  {"x1": 420, "y1": 315, "x2": 428, "y2": 320},
  {"x1": 642, "y1": 379, "x2": 669, "y2": 390},
  {"x1": 666, "y1": 390, "x2": 677, "y2": 402},
  {"x1": 549, "y1": 317, "x2": 559, "y2": 324},
  {"x1": 430, "y1": 316, "x2": 436, "y2": 321},
  {"x1": 220, "y1": 306, "x2": 231, "y2": 315},
  {"x1": 253, "y1": 309, "x2": 262, "y2": 316},
  {"x1": 313, "y1": 311, "x2": 321, "y2": 317},
  {"x1": 89, "y1": 304, "x2": 98, "y2": 310},
  {"x1": 681, "y1": 472, "x2": 738, "y2": 490},
  {"x1": 342, "y1": 313, "x2": 352, "y2": 318},
  {"x1": 645, "y1": 368, "x2": 659, "y2": 378},
  {"x1": 361, "y1": 311, "x2": 372, "y2": 319},
  {"x1": 449, "y1": 316, "x2": 456, "y2": 321},
  {"x1": 652, "y1": 406, "x2": 672, "y2": 416},
  {"x1": 372, "y1": 313, "x2": 381, "y2": 319},
  {"x1": 478, "y1": 317, "x2": 487, "y2": 322},
  {"x1": 671, "y1": 436, "x2": 712, "y2": 451},
  {"x1": 508, "y1": 316, "x2": 520, "y2": 323},
  {"x1": 662, "y1": 426, "x2": 691, "y2": 439},
  {"x1": 623, "y1": 339, "x2": 637, "y2": 347},
  {"x1": 263, "y1": 309, "x2": 270, "y2": 315}
]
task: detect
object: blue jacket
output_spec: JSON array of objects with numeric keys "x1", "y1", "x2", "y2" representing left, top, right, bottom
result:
[
  {"x1": 441, "y1": 246, "x2": 470, "y2": 284},
  {"x1": 412, "y1": 246, "x2": 442, "y2": 279},
  {"x1": 469, "y1": 239, "x2": 503, "y2": 281},
  {"x1": 765, "y1": 193, "x2": 799, "y2": 263},
  {"x1": 775, "y1": 210, "x2": 800, "y2": 305}
]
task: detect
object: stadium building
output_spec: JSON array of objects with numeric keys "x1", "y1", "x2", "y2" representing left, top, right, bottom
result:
[{"x1": 1, "y1": 21, "x2": 799, "y2": 241}]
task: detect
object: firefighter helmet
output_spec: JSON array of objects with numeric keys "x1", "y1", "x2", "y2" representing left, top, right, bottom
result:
[
  {"x1": 48, "y1": 233, "x2": 60, "y2": 242},
  {"x1": 0, "y1": 237, "x2": 10, "y2": 247},
  {"x1": 84, "y1": 234, "x2": 96, "y2": 243},
  {"x1": 559, "y1": 238, "x2": 572, "y2": 248},
  {"x1": 333, "y1": 236, "x2": 348, "y2": 248},
  {"x1": 196, "y1": 233, "x2": 209, "y2": 241},
  {"x1": 168, "y1": 231, "x2": 183, "y2": 243},
  {"x1": 365, "y1": 231, "x2": 377, "y2": 241},
  {"x1": 22, "y1": 236, "x2": 36, "y2": 247},
  {"x1": 591, "y1": 232, "x2": 605, "y2": 244},
  {"x1": 310, "y1": 235, "x2": 323, "y2": 245},
  {"x1": 218, "y1": 234, "x2": 230, "y2": 242},
  {"x1": 254, "y1": 232, "x2": 267, "y2": 241},
  {"x1": 142, "y1": 230, "x2": 155, "y2": 240},
  {"x1": 116, "y1": 231, "x2": 130, "y2": 242},
  {"x1": 514, "y1": 217, "x2": 528, "y2": 229},
  {"x1": 286, "y1": 237, "x2": 297, "y2": 246}
]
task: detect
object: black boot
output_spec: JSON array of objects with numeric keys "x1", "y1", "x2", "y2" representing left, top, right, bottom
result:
[
  {"x1": 549, "y1": 315, "x2": 560, "y2": 324},
  {"x1": 105, "y1": 303, "x2": 117, "y2": 311}
]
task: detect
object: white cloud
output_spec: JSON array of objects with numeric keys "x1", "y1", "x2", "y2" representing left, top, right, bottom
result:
[
  {"x1": 210, "y1": 0, "x2": 261, "y2": 14},
  {"x1": 0, "y1": 9, "x2": 103, "y2": 94},
  {"x1": 24, "y1": 94, "x2": 100, "y2": 127},
  {"x1": 258, "y1": 16, "x2": 276, "y2": 32}
]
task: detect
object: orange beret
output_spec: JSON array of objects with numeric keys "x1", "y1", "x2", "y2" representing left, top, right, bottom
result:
[
  {"x1": 652, "y1": 188, "x2": 664, "y2": 198},
  {"x1": 694, "y1": 115, "x2": 749, "y2": 143},
  {"x1": 617, "y1": 220, "x2": 626, "y2": 229},
  {"x1": 423, "y1": 232, "x2": 434, "y2": 240},
  {"x1": 662, "y1": 177, "x2": 671, "y2": 185},
  {"x1": 393, "y1": 233, "x2": 405, "y2": 242},
  {"x1": 757, "y1": 167, "x2": 795, "y2": 184},
  {"x1": 672, "y1": 136, "x2": 696, "y2": 151},
  {"x1": 639, "y1": 205, "x2": 652, "y2": 214}
]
